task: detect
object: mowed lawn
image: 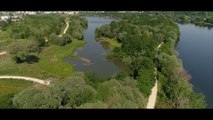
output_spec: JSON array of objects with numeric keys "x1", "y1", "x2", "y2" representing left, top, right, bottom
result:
[
  {"x1": 0, "y1": 39, "x2": 85, "y2": 80},
  {"x1": 0, "y1": 79, "x2": 32, "y2": 108}
]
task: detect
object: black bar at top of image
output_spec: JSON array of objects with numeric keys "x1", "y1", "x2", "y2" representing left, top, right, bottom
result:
[{"x1": 0, "y1": 0, "x2": 212, "y2": 11}]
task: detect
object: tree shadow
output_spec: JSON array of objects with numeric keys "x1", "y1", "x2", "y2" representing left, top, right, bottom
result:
[
  {"x1": 26, "y1": 55, "x2": 40, "y2": 64},
  {"x1": 15, "y1": 55, "x2": 39, "y2": 64}
]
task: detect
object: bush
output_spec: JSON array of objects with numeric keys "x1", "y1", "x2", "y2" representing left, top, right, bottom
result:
[
  {"x1": 10, "y1": 40, "x2": 40, "y2": 63},
  {"x1": 12, "y1": 76, "x2": 96, "y2": 108}
]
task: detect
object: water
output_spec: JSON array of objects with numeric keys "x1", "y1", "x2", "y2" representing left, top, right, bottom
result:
[
  {"x1": 176, "y1": 23, "x2": 213, "y2": 108},
  {"x1": 64, "y1": 16, "x2": 122, "y2": 77}
]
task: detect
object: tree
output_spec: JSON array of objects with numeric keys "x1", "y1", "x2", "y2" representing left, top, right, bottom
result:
[
  {"x1": 96, "y1": 79, "x2": 146, "y2": 108},
  {"x1": 10, "y1": 40, "x2": 40, "y2": 63},
  {"x1": 117, "y1": 31, "x2": 127, "y2": 43},
  {"x1": 59, "y1": 34, "x2": 72, "y2": 46},
  {"x1": 163, "y1": 79, "x2": 206, "y2": 108},
  {"x1": 99, "y1": 24, "x2": 113, "y2": 38},
  {"x1": 49, "y1": 33, "x2": 59, "y2": 45},
  {"x1": 78, "y1": 101, "x2": 108, "y2": 108},
  {"x1": 155, "y1": 53, "x2": 182, "y2": 79},
  {"x1": 136, "y1": 68, "x2": 155, "y2": 97},
  {"x1": 59, "y1": 76, "x2": 96, "y2": 108},
  {"x1": 36, "y1": 37, "x2": 46, "y2": 47},
  {"x1": 121, "y1": 35, "x2": 144, "y2": 57},
  {"x1": 12, "y1": 76, "x2": 96, "y2": 108}
]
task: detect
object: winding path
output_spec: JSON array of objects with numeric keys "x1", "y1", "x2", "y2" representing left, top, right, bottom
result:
[
  {"x1": 146, "y1": 42, "x2": 163, "y2": 109},
  {"x1": 45, "y1": 19, "x2": 69, "y2": 42},
  {"x1": 59, "y1": 21, "x2": 69, "y2": 37},
  {"x1": 0, "y1": 76, "x2": 51, "y2": 86},
  {"x1": 0, "y1": 51, "x2": 7, "y2": 56}
]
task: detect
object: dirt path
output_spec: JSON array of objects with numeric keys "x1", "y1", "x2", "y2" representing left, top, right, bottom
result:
[
  {"x1": 59, "y1": 21, "x2": 69, "y2": 37},
  {"x1": 0, "y1": 51, "x2": 7, "y2": 56},
  {"x1": 46, "y1": 20, "x2": 69, "y2": 42},
  {"x1": 146, "y1": 68, "x2": 158, "y2": 109},
  {"x1": 0, "y1": 76, "x2": 51, "y2": 86},
  {"x1": 146, "y1": 42, "x2": 163, "y2": 109}
]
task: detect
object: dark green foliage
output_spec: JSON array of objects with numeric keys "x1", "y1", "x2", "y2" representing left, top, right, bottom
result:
[
  {"x1": 36, "y1": 37, "x2": 46, "y2": 47},
  {"x1": 84, "y1": 73, "x2": 109, "y2": 88},
  {"x1": 121, "y1": 35, "x2": 144, "y2": 57},
  {"x1": 114, "y1": 72, "x2": 128, "y2": 81},
  {"x1": 117, "y1": 31, "x2": 127, "y2": 43},
  {"x1": 136, "y1": 68, "x2": 155, "y2": 97}
]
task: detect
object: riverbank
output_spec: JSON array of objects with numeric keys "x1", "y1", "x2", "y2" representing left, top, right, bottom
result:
[
  {"x1": 176, "y1": 23, "x2": 213, "y2": 108},
  {"x1": 96, "y1": 37, "x2": 121, "y2": 50}
]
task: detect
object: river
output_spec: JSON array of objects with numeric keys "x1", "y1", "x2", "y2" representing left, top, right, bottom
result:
[
  {"x1": 64, "y1": 17, "x2": 213, "y2": 108},
  {"x1": 64, "y1": 16, "x2": 122, "y2": 77},
  {"x1": 176, "y1": 23, "x2": 213, "y2": 108}
]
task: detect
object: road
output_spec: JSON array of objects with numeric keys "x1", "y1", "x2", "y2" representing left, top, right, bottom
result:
[
  {"x1": 0, "y1": 76, "x2": 51, "y2": 86},
  {"x1": 146, "y1": 42, "x2": 163, "y2": 109}
]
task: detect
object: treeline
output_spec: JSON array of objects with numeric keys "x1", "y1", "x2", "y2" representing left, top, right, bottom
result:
[
  {"x1": 2, "y1": 15, "x2": 87, "y2": 63},
  {"x1": 12, "y1": 73, "x2": 146, "y2": 108},
  {"x1": 96, "y1": 13, "x2": 206, "y2": 108},
  {"x1": 150, "y1": 11, "x2": 213, "y2": 27}
]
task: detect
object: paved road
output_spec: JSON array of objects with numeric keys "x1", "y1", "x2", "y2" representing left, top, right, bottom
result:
[{"x1": 0, "y1": 76, "x2": 51, "y2": 86}]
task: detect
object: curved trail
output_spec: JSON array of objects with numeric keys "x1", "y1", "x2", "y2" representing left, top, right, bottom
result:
[
  {"x1": 0, "y1": 51, "x2": 7, "y2": 56},
  {"x1": 146, "y1": 42, "x2": 163, "y2": 109},
  {"x1": 45, "y1": 20, "x2": 69, "y2": 42},
  {"x1": 59, "y1": 21, "x2": 69, "y2": 37},
  {"x1": 0, "y1": 76, "x2": 51, "y2": 86}
]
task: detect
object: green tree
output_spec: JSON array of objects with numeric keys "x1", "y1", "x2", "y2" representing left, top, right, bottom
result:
[
  {"x1": 96, "y1": 79, "x2": 146, "y2": 108},
  {"x1": 136, "y1": 68, "x2": 155, "y2": 97},
  {"x1": 10, "y1": 40, "x2": 40, "y2": 63},
  {"x1": 12, "y1": 76, "x2": 96, "y2": 108}
]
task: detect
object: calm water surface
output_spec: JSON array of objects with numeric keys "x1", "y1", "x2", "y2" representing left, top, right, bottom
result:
[
  {"x1": 64, "y1": 16, "x2": 122, "y2": 77},
  {"x1": 176, "y1": 24, "x2": 213, "y2": 108}
]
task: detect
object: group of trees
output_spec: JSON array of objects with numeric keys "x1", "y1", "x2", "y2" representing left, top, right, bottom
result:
[
  {"x1": 12, "y1": 73, "x2": 146, "y2": 108},
  {"x1": 6, "y1": 15, "x2": 65, "y2": 40},
  {"x1": 152, "y1": 11, "x2": 213, "y2": 27},
  {"x1": 3, "y1": 14, "x2": 87, "y2": 63},
  {"x1": 96, "y1": 13, "x2": 206, "y2": 108},
  {"x1": 49, "y1": 33, "x2": 72, "y2": 46},
  {"x1": 9, "y1": 40, "x2": 40, "y2": 63},
  {"x1": 66, "y1": 16, "x2": 88, "y2": 40},
  {"x1": 96, "y1": 14, "x2": 176, "y2": 97},
  {"x1": 155, "y1": 53, "x2": 206, "y2": 108}
]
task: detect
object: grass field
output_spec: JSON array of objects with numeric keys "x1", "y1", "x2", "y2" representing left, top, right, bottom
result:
[
  {"x1": 0, "y1": 79, "x2": 32, "y2": 108},
  {"x1": 0, "y1": 40, "x2": 85, "y2": 80}
]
